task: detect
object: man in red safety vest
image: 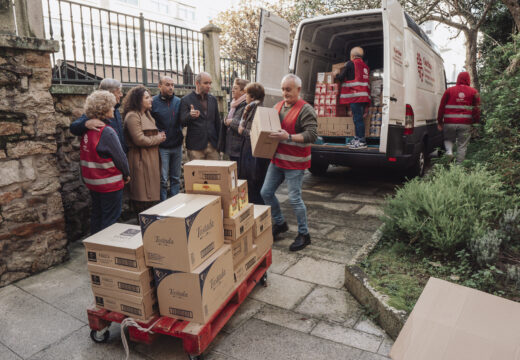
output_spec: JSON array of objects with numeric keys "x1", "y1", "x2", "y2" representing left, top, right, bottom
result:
[
  {"x1": 437, "y1": 71, "x2": 481, "y2": 163},
  {"x1": 334, "y1": 46, "x2": 370, "y2": 149},
  {"x1": 260, "y1": 74, "x2": 318, "y2": 252}
]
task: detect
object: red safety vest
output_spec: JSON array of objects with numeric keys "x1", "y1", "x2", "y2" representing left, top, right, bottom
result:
[
  {"x1": 272, "y1": 99, "x2": 311, "y2": 170},
  {"x1": 443, "y1": 86, "x2": 477, "y2": 125},
  {"x1": 80, "y1": 126, "x2": 124, "y2": 193},
  {"x1": 339, "y1": 58, "x2": 370, "y2": 105}
]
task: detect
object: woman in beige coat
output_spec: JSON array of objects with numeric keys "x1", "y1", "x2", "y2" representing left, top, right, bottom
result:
[{"x1": 122, "y1": 85, "x2": 166, "y2": 216}]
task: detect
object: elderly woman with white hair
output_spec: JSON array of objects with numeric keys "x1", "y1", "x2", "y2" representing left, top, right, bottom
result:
[
  {"x1": 260, "y1": 74, "x2": 317, "y2": 252},
  {"x1": 70, "y1": 78, "x2": 127, "y2": 153},
  {"x1": 80, "y1": 90, "x2": 130, "y2": 234}
]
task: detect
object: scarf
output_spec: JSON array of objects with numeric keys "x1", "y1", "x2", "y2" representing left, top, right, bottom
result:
[{"x1": 227, "y1": 94, "x2": 247, "y2": 120}]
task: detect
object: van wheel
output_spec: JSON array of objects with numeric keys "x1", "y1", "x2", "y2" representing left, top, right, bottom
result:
[
  {"x1": 408, "y1": 145, "x2": 426, "y2": 178},
  {"x1": 309, "y1": 160, "x2": 328, "y2": 176}
]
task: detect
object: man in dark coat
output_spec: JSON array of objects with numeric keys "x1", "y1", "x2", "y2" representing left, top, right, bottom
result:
[{"x1": 180, "y1": 72, "x2": 221, "y2": 160}]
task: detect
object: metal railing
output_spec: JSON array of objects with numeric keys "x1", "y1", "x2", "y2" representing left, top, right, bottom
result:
[
  {"x1": 220, "y1": 58, "x2": 256, "y2": 92},
  {"x1": 43, "y1": 0, "x2": 204, "y2": 87}
]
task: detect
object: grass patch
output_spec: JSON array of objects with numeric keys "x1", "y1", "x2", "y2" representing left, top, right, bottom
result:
[{"x1": 360, "y1": 241, "x2": 520, "y2": 313}]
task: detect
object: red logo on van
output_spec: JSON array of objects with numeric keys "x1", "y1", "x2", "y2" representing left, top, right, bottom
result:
[{"x1": 417, "y1": 52, "x2": 424, "y2": 82}]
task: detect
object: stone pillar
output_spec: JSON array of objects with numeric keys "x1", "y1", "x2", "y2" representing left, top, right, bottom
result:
[
  {"x1": 0, "y1": 0, "x2": 65, "y2": 287},
  {"x1": 201, "y1": 23, "x2": 222, "y2": 94}
]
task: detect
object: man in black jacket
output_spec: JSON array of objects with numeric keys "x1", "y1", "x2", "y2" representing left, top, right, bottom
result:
[{"x1": 180, "y1": 72, "x2": 221, "y2": 160}]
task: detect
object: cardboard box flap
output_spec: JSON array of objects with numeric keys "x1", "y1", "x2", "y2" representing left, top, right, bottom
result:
[
  {"x1": 140, "y1": 193, "x2": 220, "y2": 219},
  {"x1": 185, "y1": 160, "x2": 236, "y2": 168},
  {"x1": 82, "y1": 223, "x2": 143, "y2": 253},
  {"x1": 253, "y1": 204, "x2": 270, "y2": 218},
  {"x1": 87, "y1": 263, "x2": 151, "y2": 281},
  {"x1": 390, "y1": 277, "x2": 520, "y2": 360},
  {"x1": 254, "y1": 107, "x2": 281, "y2": 132}
]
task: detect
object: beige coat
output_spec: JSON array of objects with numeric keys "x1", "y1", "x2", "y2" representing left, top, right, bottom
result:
[{"x1": 124, "y1": 111, "x2": 163, "y2": 202}]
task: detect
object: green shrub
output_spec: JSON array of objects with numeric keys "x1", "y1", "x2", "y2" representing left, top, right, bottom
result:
[{"x1": 381, "y1": 165, "x2": 507, "y2": 257}]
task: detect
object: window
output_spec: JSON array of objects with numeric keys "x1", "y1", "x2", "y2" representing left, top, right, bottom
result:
[
  {"x1": 151, "y1": 0, "x2": 170, "y2": 14},
  {"x1": 177, "y1": 3, "x2": 195, "y2": 21},
  {"x1": 117, "y1": 0, "x2": 139, "y2": 5},
  {"x1": 404, "y1": 13, "x2": 433, "y2": 48}
]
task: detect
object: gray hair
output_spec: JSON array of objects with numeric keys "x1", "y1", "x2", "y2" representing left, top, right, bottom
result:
[
  {"x1": 99, "y1": 78, "x2": 121, "y2": 93},
  {"x1": 281, "y1": 74, "x2": 302, "y2": 88},
  {"x1": 195, "y1": 72, "x2": 211, "y2": 84}
]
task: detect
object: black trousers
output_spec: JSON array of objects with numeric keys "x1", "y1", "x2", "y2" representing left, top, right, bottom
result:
[{"x1": 90, "y1": 189, "x2": 123, "y2": 234}]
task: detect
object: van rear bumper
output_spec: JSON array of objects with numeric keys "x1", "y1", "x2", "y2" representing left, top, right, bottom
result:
[{"x1": 311, "y1": 146, "x2": 415, "y2": 169}]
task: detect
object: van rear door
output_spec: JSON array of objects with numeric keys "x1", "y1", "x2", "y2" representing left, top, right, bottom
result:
[
  {"x1": 381, "y1": 0, "x2": 405, "y2": 154},
  {"x1": 256, "y1": 9, "x2": 291, "y2": 107}
]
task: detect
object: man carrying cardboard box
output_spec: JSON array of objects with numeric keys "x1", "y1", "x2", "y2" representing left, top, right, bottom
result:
[{"x1": 260, "y1": 74, "x2": 317, "y2": 252}]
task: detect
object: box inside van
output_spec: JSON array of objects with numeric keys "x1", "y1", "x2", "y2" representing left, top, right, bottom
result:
[{"x1": 256, "y1": 0, "x2": 446, "y2": 177}]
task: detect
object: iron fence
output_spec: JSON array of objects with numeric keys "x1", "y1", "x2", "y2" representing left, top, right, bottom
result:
[
  {"x1": 220, "y1": 58, "x2": 256, "y2": 93},
  {"x1": 43, "y1": 0, "x2": 204, "y2": 87}
]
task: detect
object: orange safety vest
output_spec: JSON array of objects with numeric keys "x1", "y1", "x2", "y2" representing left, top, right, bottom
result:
[
  {"x1": 339, "y1": 58, "x2": 370, "y2": 105},
  {"x1": 80, "y1": 126, "x2": 124, "y2": 193},
  {"x1": 272, "y1": 99, "x2": 311, "y2": 170}
]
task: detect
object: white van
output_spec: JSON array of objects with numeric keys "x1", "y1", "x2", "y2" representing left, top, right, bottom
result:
[{"x1": 256, "y1": 0, "x2": 446, "y2": 177}]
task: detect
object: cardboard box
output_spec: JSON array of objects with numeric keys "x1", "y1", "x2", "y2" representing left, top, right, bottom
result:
[
  {"x1": 225, "y1": 227, "x2": 253, "y2": 266},
  {"x1": 254, "y1": 225, "x2": 273, "y2": 258},
  {"x1": 223, "y1": 203, "x2": 254, "y2": 241},
  {"x1": 184, "y1": 160, "x2": 237, "y2": 194},
  {"x1": 233, "y1": 250, "x2": 258, "y2": 284},
  {"x1": 237, "y1": 179, "x2": 248, "y2": 209},
  {"x1": 154, "y1": 244, "x2": 234, "y2": 324},
  {"x1": 139, "y1": 194, "x2": 224, "y2": 272},
  {"x1": 83, "y1": 223, "x2": 147, "y2": 271},
  {"x1": 316, "y1": 72, "x2": 335, "y2": 84},
  {"x1": 220, "y1": 188, "x2": 240, "y2": 218},
  {"x1": 390, "y1": 277, "x2": 520, "y2": 360},
  {"x1": 88, "y1": 263, "x2": 154, "y2": 296},
  {"x1": 253, "y1": 205, "x2": 271, "y2": 238},
  {"x1": 250, "y1": 107, "x2": 282, "y2": 159},
  {"x1": 317, "y1": 117, "x2": 355, "y2": 137},
  {"x1": 332, "y1": 62, "x2": 345, "y2": 73},
  {"x1": 92, "y1": 287, "x2": 157, "y2": 321}
]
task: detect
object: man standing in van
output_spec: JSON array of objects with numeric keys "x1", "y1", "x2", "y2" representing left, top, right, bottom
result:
[
  {"x1": 261, "y1": 74, "x2": 317, "y2": 252},
  {"x1": 334, "y1": 46, "x2": 370, "y2": 149},
  {"x1": 437, "y1": 71, "x2": 480, "y2": 163}
]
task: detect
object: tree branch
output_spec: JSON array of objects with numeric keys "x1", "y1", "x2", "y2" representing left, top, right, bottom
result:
[
  {"x1": 423, "y1": 14, "x2": 468, "y2": 30},
  {"x1": 476, "y1": 0, "x2": 497, "y2": 29}
]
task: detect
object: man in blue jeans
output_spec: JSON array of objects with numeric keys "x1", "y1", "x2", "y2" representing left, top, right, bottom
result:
[
  {"x1": 261, "y1": 74, "x2": 317, "y2": 252},
  {"x1": 151, "y1": 76, "x2": 183, "y2": 200}
]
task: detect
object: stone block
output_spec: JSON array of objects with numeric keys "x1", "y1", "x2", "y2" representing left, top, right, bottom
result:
[
  {"x1": 311, "y1": 321, "x2": 383, "y2": 352},
  {"x1": 222, "y1": 298, "x2": 265, "y2": 333},
  {"x1": 254, "y1": 304, "x2": 319, "y2": 333},
  {"x1": 6, "y1": 140, "x2": 57, "y2": 158},
  {"x1": 0, "y1": 187, "x2": 23, "y2": 205},
  {"x1": 354, "y1": 318, "x2": 387, "y2": 337},
  {"x1": 0, "y1": 150, "x2": 6, "y2": 159},
  {"x1": 29, "y1": 178, "x2": 60, "y2": 196},
  {"x1": 270, "y1": 248, "x2": 300, "y2": 274},
  {"x1": 25, "y1": 51, "x2": 51, "y2": 68},
  {"x1": 250, "y1": 272, "x2": 315, "y2": 309},
  {"x1": 0, "y1": 159, "x2": 36, "y2": 187},
  {"x1": 284, "y1": 256, "x2": 345, "y2": 288},
  {"x1": 0, "y1": 122, "x2": 22, "y2": 135}
]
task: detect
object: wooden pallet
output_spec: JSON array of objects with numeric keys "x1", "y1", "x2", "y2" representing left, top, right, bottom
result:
[{"x1": 87, "y1": 249, "x2": 272, "y2": 358}]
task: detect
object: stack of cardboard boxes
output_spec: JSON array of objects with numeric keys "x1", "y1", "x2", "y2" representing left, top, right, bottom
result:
[
  {"x1": 314, "y1": 64, "x2": 383, "y2": 139},
  {"x1": 83, "y1": 223, "x2": 158, "y2": 321},
  {"x1": 83, "y1": 161, "x2": 273, "y2": 325}
]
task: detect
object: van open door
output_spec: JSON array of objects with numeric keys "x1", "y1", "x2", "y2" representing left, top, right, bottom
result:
[
  {"x1": 381, "y1": 0, "x2": 405, "y2": 154},
  {"x1": 256, "y1": 9, "x2": 291, "y2": 107}
]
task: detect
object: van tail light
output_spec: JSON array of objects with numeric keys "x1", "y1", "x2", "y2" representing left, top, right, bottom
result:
[{"x1": 404, "y1": 104, "x2": 414, "y2": 135}]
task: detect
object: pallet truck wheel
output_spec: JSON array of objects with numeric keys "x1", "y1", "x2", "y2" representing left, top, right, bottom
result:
[
  {"x1": 187, "y1": 354, "x2": 204, "y2": 360},
  {"x1": 260, "y1": 273, "x2": 268, "y2": 287},
  {"x1": 90, "y1": 329, "x2": 110, "y2": 343}
]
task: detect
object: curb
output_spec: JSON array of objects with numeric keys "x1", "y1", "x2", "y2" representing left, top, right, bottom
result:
[{"x1": 344, "y1": 227, "x2": 408, "y2": 340}]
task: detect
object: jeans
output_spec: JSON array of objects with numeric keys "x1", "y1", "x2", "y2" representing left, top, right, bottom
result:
[
  {"x1": 159, "y1": 145, "x2": 183, "y2": 201},
  {"x1": 260, "y1": 163, "x2": 308, "y2": 235},
  {"x1": 443, "y1": 123, "x2": 471, "y2": 164},
  {"x1": 90, "y1": 189, "x2": 123, "y2": 234},
  {"x1": 350, "y1": 102, "x2": 367, "y2": 142}
]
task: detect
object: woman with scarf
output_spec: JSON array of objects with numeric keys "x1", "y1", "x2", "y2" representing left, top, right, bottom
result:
[
  {"x1": 235, "y1": 82, "x2": 270, "y2": 204},
  {"x1": 221, "y1": 78, "x2": 249, "y2": 168}
]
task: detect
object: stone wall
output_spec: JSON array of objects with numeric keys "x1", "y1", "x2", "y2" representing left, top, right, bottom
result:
[{"x1": 0, "y1": 38, "x2": 66, "y2": 286}]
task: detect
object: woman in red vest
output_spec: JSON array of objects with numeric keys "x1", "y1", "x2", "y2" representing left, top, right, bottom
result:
[
  {"x1": 260, "y1": 74, "x2": 318, "y2": 252},
  {"x1": 80, "y1": 90, "x2": 130, "y2": 234},
  {"x1": 334, "y1": 46, "x2": 370, "y2": 149}
]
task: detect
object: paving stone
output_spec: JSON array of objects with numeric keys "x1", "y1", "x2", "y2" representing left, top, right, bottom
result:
[
  {"x1": 0, "y1": 343, "x2": 22, "y2": 360},
  {"x1": 354, "y1": 318, "x2": 386, "y2": 337},
  {"x1": 29, "y1": 325, "x2": 149, "y2": 360},
  {"x1": 377, "y1": 336, "x2": 394, "y2": 356},
  {"x1": 213, "y1": 318, "x2": 365, "y2": 360},
  {"x1": 356, "y1": 205, "x2": 384, "y2": 217},
  {"x1": 297, "y1": 238, "x2": 362, "y2": 264},
  {"x1": 359, "y1": 352, "x2": 391, "y2": 360},
  {"x1": 269, "y1": 248, "x2": 301, "y2": 274},
  {"x1": 222, "y1": 298, "x2": 265, "y2": 333},
  {"x1": 288, "y1": 222, "x2": 335, "y2": 238},
  {"x1": 334, "y1": 192, "x2": 385, "y2": 205},
  {"x1": 311, "y1": 321, "x2": 383, "y2": 353},
  {"x1": 249, "y1": 273, "x2": 314, "y2": 309},
  {"x1": 63, "y1": 241, "x2": 87, "y2": 274},
  {"x1": 307, "y1": 200, "x2": 361, "y2": 213},
  {"x1": 15, "y1": 266, "x2": 89, "y2": 303},
  {"x1": 254, "y1": 304, "x2": 318, "y2": 333},
  {"x1": 204, "y1": 351, "x2": 240, "y2": 360},
  {"x1": 301, "y1": 189, "x2": 335, "y2": 198},
  {"x1": 0, "y1": 286, "x2": 84, "y2": 358},
  {"x1": 325, "y1": 227, "x2": 375, "y2": 246},
  {"x1": 53, "y1": 282, "x2": 95, "y2": 323},
  {"x1": 308, "y1": 209, "x2": 382, "y2": 231},
  {"x1": 296, "y1": 286, "x2": 363, "y2": 326},
  {"x1": 275, "y1": 193, "x2": 288, "y2": 203},
  {"x1": 284, "y1": 256, "x2": 345, "y2": 288}
]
